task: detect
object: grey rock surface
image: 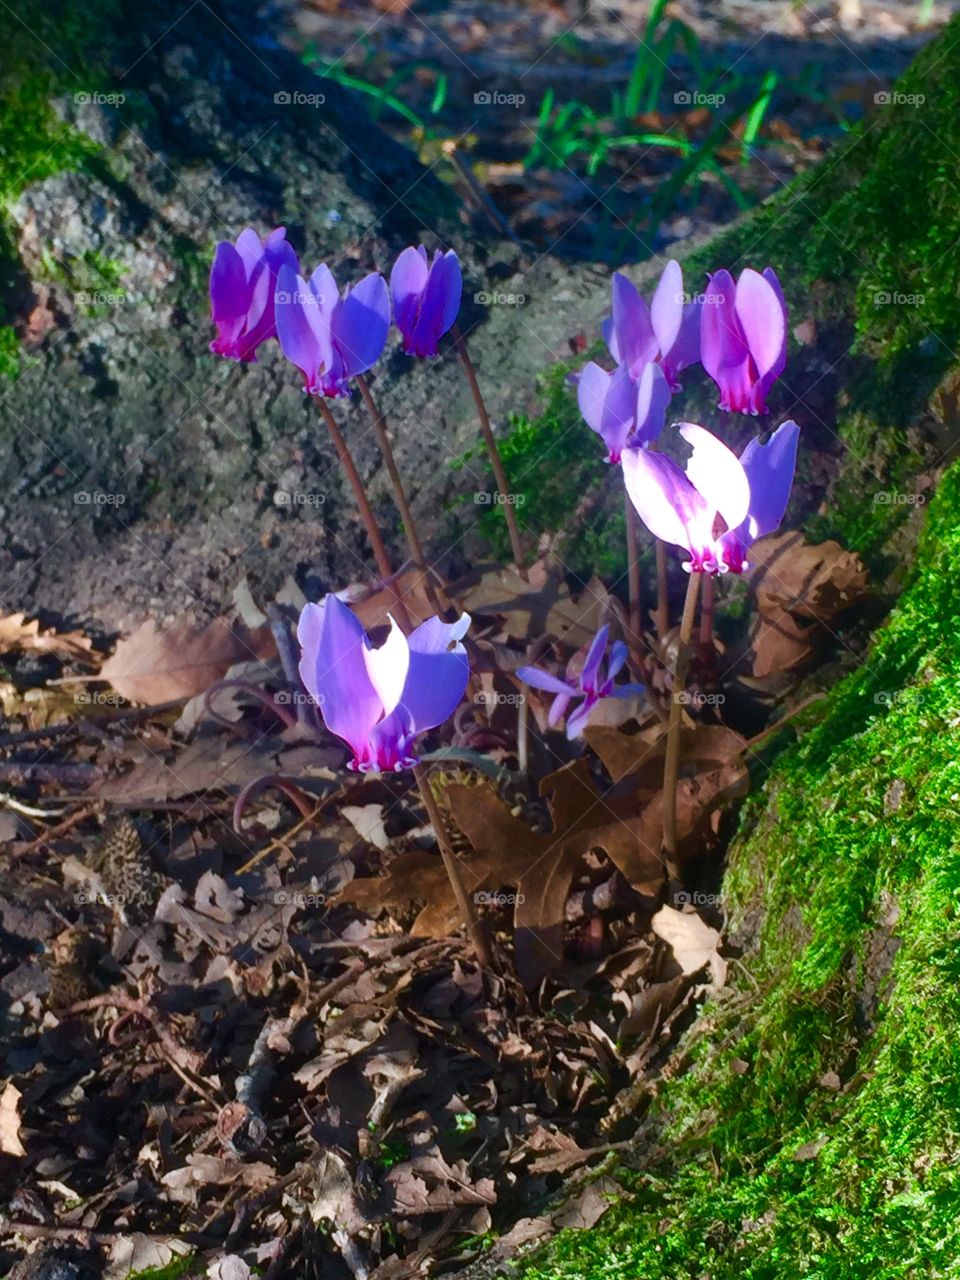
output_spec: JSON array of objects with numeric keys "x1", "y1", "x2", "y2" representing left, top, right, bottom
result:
[{"x1": 0, "y1": 0, "x2": 623, "y2": 633}]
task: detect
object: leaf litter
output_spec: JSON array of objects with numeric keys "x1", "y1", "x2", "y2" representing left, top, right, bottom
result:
[{"x1": 0, "y1": 541, "x2": 865, "y2": 1276}]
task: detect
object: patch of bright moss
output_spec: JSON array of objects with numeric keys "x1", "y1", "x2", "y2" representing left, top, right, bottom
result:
[
  {"x1": 0, "y1": 0, "x2": 125, "y2": 370},
  {"x1": 521, "y1": 461, "x2": 960, "y2": 1279}
]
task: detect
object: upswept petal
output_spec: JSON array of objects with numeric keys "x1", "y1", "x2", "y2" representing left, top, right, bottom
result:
[
  {"x1": 390, "y1": 245, "x2": 430, "y2": 339},
  {"x1": 579, "y1": 625, "x2": 610, "y2": 694},
  {"x1": 298, "y1": 598, "x2": 383, "y2": 765},
  {"x1": 398, "y1": 612, "x2": 471, "y2": 734},
  {"x1": 634, "y1": 361, "x2": 671, "y2": 446},
  {"x1": 677, "y1": 422, "x2": 751, "y2": 534},
  {"x1": 622, "y1": 446, "x2": 712, "y2": 559},
  {"x1": 275, "y1": 265, "x2": 325, "y2": 390},
  {"x1": 577, "y1": 362, "x2": 636, "y2": 461},
  {"x1": 362, "y1": 615, "x2": 411, "y2": 719},
  {"x1": 650, "y1": 260, "x2": 685, "y2": 358},
  {"x1": 209, "y1": 242, "x2": 248, "y2": 354},
  {"x1": 735, "y1": 267, "x2": 787, "y2": 380},
  {"x1": 738, "y1": 418, "x2": 800, "y2": 542},
  {"x1": 608, "y1": 272, "x2": 658, "y2": 376},
  {"x1": 436, "y1": 250, "x2": 463, "y2": 336},
  {"x1": 335, "y1": 271, "x2": 390, "y2": 376}
]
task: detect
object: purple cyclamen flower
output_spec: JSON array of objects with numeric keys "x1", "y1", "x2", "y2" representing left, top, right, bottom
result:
[
  {"x1": 622, "y1": 419, "x2": 799, "y2": 574},
  {"x1": 516, "y1": 625, "x2": 644, "y2": 740},
  {"x1": 298, "y1": 594, "x2": 471, "y2": 772},
  {"x1": 700, "y1": 267, "x2": 787, "y2": 415},
  {"x1": 577, "y1": 360, "x2": 671, "y2": 463},
  {"x1": 604, "y1": 260, "x2": 701, "y2": 391},
  {"x1": 390, "y1": 246, "x2": 462, "y2": 358},
  {"x1": 274, "y1": 262, "x2": 390, "y2": 398},
  {"x1": 209, "y1": 227, "x2": 299, "y2": 362}
]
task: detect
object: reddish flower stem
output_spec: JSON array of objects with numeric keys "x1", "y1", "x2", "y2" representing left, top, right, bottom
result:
[
  {"x1": 451, "y1": 324, "x2": 527, "y2": 579},
  {"x1": 412, "y1": 760, "x2": 493, "y2": 969},
  {"x1": 314, "y1": 395, "x2": 412, "y2": 632},
  {"x1": 624, "y1": 493, "x2": 643, "y2": 658},
  {"x1": 355, "y1": 374, "x2": 446, "y2": 616},
  {"x1": 662, "y1": 569, "x2": 702, "y2": 865}
]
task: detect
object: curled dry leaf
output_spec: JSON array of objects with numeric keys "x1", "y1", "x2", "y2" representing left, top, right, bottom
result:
[
  {"x1": 651, "y1": 904, "x2": 726, "y2": 986},
  {"x1": 585, "y1": 722, "x2": 750, "y2": 861},
  {"x1": 0, "y1": 1081, "x2": 26, "y2": 1156},
  {"x1": 98, "y1": 615, "x2": 275, "y2": 705},
  {"x1": 747, "y1": 531, "x2": 869, "y2": 677},
  {"x1": 0, "y1": 612, "x2": 95, "y2": 662}
]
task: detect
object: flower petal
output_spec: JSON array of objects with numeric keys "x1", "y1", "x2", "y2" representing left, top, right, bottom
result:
[
  {"x1": 735, "y1": 267, "x2": 787, "y2": 381},
  {"x1": 578, "y1": 625, "x2": 610, "y2": 694},
  {"x1": 650, "y1": 260, "x2": 685, "y2": 358},
  {"x1": 275, "y1": 265, "x2": 325, "y2": 391},
  {"x1": 390, "y1": 245, "x2": 429, "y2": 343},
  {"x1": 516, "y1": 665, "x2": 578, "y2": 697},
  {"x1": 298, "y1": 598, "x2": 383, "y2": 764},
  {"x1": 608, "y1": 272, "x2": 658, "y2": 377},
  {"x1": 577, "y1": 362, "x2": 636, "y2": 461},
  {"x1": 362, "y1": 615, "x2": 411, "y2": 718},
  {"x1": 335, "y1": 271, "x2": 391, "y2": 376},
  {"x1": 740, "y1": 418, "x2": 800, "y2": 541},
  {"x1": 677, "y1": 422, "x2": 751, "y2": 534},
  {"x1": 397, "y1": 613, "x2": 471, "y2": 734},
  {"x1": 633, "y1": 360, "x2": 671, "y2": 446},
  {"x1": 622, "y1": 445, "x2": 711, "y2": 558}
]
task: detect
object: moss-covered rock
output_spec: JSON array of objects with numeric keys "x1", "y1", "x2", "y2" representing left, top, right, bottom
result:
[{"x1": 519, "y1": 449, "x2": 960, "y2": 1280}]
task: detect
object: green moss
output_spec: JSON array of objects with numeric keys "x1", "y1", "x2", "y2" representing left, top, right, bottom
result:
[
  {"x1": 0, "y1": 0, "x2": 125, "y2": 369},
  {"x1": 521, "y1": 462, "x2": 960, "y2": 1278}
]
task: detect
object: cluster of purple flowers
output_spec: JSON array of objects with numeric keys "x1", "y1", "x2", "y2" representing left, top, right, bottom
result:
[
  {"x1": 576, "y1": 258, "x2": 799, "y2": 579},
  {"x1": 208, "y1": 231, "x2": 802, "y2": 763},
  {"x1": 209, "y1": 227, "x2": 463, "y2": 394}
]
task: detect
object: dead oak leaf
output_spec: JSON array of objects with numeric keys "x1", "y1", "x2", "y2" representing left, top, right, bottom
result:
[
  {"x1": 448, "y1": 758, "x2": 665, "y2": 987},
  {"x1": 336, "y1": 760, "x2": 664, "y2": 986},
  {"x1": 452, "y1": 560, "x2": 608, "y2": 649}
]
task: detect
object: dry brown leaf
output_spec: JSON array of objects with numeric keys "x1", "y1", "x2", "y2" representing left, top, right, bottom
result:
[
  {"x1": 338, "y1": 759, "x2": 665, "y2": 986},
  {"x1": 453, "y1": 560, "x2": 607, "y2": 649},
  {"x1": 651, "y1": 904, "x2": 726, "y2": 986},
  {"x1": 0, "y1": 612, "x2": 94, "y2": 662},
  {"x1": 585, "y1": 722, "x2": 749, "y2": 862},
  {"x1": 747, "y1": 531, "x2": 869, "y2": 677},
  {"x1": 99, "y1": 615, "x2": 275, "y2": 704},
  {"x1": 0, "y1": 1081, "x2": 26, "y2": 1157}
]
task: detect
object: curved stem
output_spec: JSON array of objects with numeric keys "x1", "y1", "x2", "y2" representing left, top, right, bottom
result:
[
  {"x1": 355, "y1": 374, "x2": 446, "y2": 616},
  {"x1": 662, "y1": 570, "x2": 702, "y2": 865},
  {"x1": 412, "y1": 760, "x2": 493, "y2": 969},
  {"x1": 314, "y1": 395, "x2": 412, "y2": 632},
  {"x1": 451, "y1": 324, "x2": 527, "y2": 579}
]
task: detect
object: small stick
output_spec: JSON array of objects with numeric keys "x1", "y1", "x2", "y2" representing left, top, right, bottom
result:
[
  {"x1": 624, "y1": 493, "x2": 643, "y2": 656},
  {"x1": 355, "y1": 374, "x2": 445, "y2": 615},
  {"x1": 662, "y1": 571, "x2": 702, "y2": 864},
  {"x1": 412, "y1": 761, "x2": 493, "y2": 969},
  {"x1": 314, "y1": 396, "x2": 412, "y2": 632},
  {"x1": 451, "y1": 323, "x2": 527, "y2": 579}
]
